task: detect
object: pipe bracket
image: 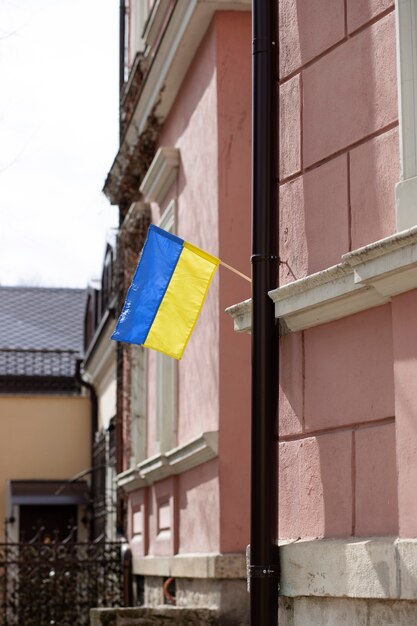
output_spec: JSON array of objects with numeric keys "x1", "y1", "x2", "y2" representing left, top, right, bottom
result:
[
  {"x1": 251, "y1": 254, "x2": 279, "y2": 263},
  {"x1": 248, "y1": 564, "x2": 279, "y2": 578}
]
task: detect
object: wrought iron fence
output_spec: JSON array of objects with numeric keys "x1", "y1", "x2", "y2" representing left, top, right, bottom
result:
[{"x1": 0, "y1": 534, "x2": 123, "y2": 626}]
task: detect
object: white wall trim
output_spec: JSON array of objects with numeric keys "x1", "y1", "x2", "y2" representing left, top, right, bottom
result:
[
  {"x1": 83, "y1": 318, "x2": 116, "y2": 384},
  {"x1": 280, "y1": 537, "x2": 417, "y2": 601},
  {"x1": 395, "y1": 0, "x2": 417, "y2": 229},
  {"x1": 159, "y1": 198, "x2": 176, "y2": 233},
  {"x1": 139, "y1": 148, "x2": 180, "y2": 205},
  {"x1": 225, "y1": 299, "x2": 252, "y2": 334},
  {"x1": 142, "y1": 0, "x2": 172, "y2": 51},
  {"x1": 116, "y1": 431, "x2": 218, "y2": 492},
  {"x1": 226, "y1": 227, "x2": 417, "y2": 333}
]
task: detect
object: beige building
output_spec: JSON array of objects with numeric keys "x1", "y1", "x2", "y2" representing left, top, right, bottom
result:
[{"x1": 0, "y1": 287, "x2": 91, "y2": 542}]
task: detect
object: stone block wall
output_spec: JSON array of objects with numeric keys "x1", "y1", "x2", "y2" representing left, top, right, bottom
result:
[
  {"x1": 279, "y1": 2, "x2": 398, "y2": 285},
  {"x1": 277, "y1": 0, "x2": 401, "y2": 543},
  {"x1": 279, "y1": 596, "x2": 417, "y2": 626}
]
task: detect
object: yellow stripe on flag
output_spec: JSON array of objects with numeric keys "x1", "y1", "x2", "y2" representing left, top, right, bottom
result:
[{"x1": 144, "y1": 243, "x2": 219, "y2": 359}]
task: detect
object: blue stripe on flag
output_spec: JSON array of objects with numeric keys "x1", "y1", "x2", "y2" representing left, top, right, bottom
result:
[{"x1": 111, "y1": 225, "x2": 184, "y2": 345}]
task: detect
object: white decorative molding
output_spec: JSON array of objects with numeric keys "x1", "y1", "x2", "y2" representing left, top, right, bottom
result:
[
  {"x1": 83, "y1": 315, "x2": 116, "y2": 382},
  {"x1": 142, "y1": 0, "x2": 172, "y2": 52},
  {"x1": 225, "y1": 299, "x2": 251, "y2": 334},
  {"x1": 116, "y1": 431, "x2": 218, "y2": 492},
  {"x1": 139, "y1": 147, "x2": 180, "y2": 205},
  {"x1": 280, "y1": 537, "x2": 417, "y2": 601},
  {"x1": 165, "y1": 430, "x2": 218, "y2": 473},
  {"x1": 395, "y1": 0, "x2": 417, "y2": 230},
  {"x1": 105, "y1": 0, "x2": 251, "y2": 205},
  {"x1": 123, "y1": 0, "x2": 250, "y2": 147},
  {"x1": 226, "y1": 227, "x2": 417, "y2": 333},
  {"x1": 159, "y1": 198, "x2": 176, "y2": 233}
]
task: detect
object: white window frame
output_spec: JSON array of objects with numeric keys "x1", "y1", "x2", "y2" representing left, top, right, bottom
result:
[
  {"x1": 395, "y1": 0, "x2": 417, "y2": 229},
  {"x1": 155, "y1": 199, "x2": 178, "y2": 453},
  {"x1": 130, "y1": 344, "x2": 147, "y2": 465}
]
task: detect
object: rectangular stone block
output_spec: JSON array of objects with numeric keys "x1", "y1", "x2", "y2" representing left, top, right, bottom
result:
[
  {"x1": 347, "y1": 0, "x2": 394, "y2": 34},
  {"x1": 279, "y1": 177, "x2": 308, "y2": 285},
  {"x1": 397, "y1": 538, "x2": 417, "y2": 599},
  {"x1": 280, "y1": 537, "x2": 397, "y2": 599},
  {"x1": 304, "y1": 305, "x2": 394, "y2": 430},
  {"x1": 293, "y1": 597, "x2": 367, "y2": 626},
  {"x1": 303, "y1": 154, "x2": 349, "y2": 273},
  {"x1": 350, "y1": 128, "x2": 399, "y2": 250},
  {"x1": 279, "y1": 331, "x2": 303, "y2": 437},
  {"x1": 279, "y1": 155, "x2": 350, "y2": 282},
  {"x1": 303, "y1": 13, "x2": 397, "y2": 167},
  {"x1": 369, "y1": 600, "x2": 417, "y2": 625},
  {"x1": 278, "y1": 596, "x2": 294, "y2": 626},
  {"x1": 355, "y1": 422, "x2": 398, "y2": 536},
  {"x1": 279, "y1": 432, "x2": 352, "y2": 540},
  {"x1": 90, "y1": 607, "x2": 219, "y2": 625},
  {"x1": 279, "y1": 0, "x2": 345, "y2": 78},
  {"x1": 279, "y1": 76, "x2": 301, "y2": 180},
  {"x1": 392, "y1": 291, "x2": 417, "y2": 537}
]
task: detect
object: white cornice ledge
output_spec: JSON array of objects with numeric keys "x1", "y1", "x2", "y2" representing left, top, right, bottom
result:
[
  {"x1": 139, "y1": 147, "x2": 180, "y2": 205},
  {"x1": 226, "y1": 227, "x2": 417, "y2": 333},
  {"x1": 225, "y1": 299, "x2": 251, "y2": 333},
  {"x1": 116, "y1": 431, "x2": 218, "y2": 492}
]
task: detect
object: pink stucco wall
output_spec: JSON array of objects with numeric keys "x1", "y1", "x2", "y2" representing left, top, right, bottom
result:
[
  {"x1": 128, "y1": 11, "x2": 251, "y2": 558},
  {"x1": 279, "y1": 2, "x2": 398, "y2": 286},
  {"x1": 216, "y1": 11, "x2": 252, "y2": 554},
  {"x1": 156, "y1": 19, "x2": 220, "y2": 447},
  {"x1": 178, "y1": 459, "x2": 220, "y2": 554},
  {"x1": 279, "y1": 307, "x2": 398, "y2": 540},
  {"x1": 392, "y1": 290, "x2": 417, "y2": 537},
  {"x1": 278, "y1": 1, "x2": 401, "y2": 541}
]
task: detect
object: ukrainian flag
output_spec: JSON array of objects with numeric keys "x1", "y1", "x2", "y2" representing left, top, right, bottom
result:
[{"x1": 112, "y1": 224, "x2": 219, "y2": 359}]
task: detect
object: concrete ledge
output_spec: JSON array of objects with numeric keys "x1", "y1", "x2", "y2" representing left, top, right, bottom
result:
[
  {"x1": 117, "y1": 431, "x2": 218, "y2": 492},
  {"x1": 132, "y1": 553, "x2": 246, "y2": 579},
  {"x1": 227, "y1": 227, "x2": 417, "y2": 333},
  {"x1": 280, "y1": 537, "x2": 417, "y2": 600},
  {"x1": 90, "y1": 606, "x2": 219, "y2": 626},
  {"x1": 139, "y1": 147, "x2": 180, "y2": 205}
]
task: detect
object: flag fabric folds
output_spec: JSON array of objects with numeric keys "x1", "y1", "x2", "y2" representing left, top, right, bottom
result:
[{"x1": 111, "y1": 224, "x2": 219, "y2": 359}]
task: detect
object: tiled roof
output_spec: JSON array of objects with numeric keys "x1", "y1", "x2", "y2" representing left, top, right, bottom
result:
[{"x1": 0, "y1": 287, "x2": 86, "y2": 378}]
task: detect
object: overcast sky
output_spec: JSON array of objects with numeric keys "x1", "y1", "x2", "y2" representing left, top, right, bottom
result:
[{"x1": 0, "y1": 0, "x2": 119, "y2": 288}]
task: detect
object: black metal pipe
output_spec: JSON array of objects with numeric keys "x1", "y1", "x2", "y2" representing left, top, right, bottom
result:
[
  {"x1": 75, "y1": 359, "x2": 99, "y2": 540},
  {"x1": 250, "y1": 0, "x2": 279, "y2": 624},
  {"x1": 119, "y1": 0, "x2": 126, "y2": 95}
]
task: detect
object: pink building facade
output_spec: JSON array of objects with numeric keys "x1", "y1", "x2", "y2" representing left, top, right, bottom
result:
[
  {"x1": 227, "y1": 1, "x2": 417, "y2": 623},
  {"x1": 103, "y1": 2, "x2": 253, "y2": 623},
  {"x1": 98, "y1": 1, "x2": 417, "y2": 624}
]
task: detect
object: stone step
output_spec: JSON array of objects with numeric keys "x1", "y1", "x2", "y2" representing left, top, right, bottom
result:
[{"x1": 90, "y1": 606, "x2": 220, "y2": 626}]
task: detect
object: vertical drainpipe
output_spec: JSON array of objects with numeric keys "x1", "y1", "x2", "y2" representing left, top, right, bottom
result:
[
  {"x1": 119, "y1": 0, "x2": 126, "y2": 95},
  {"x1": 119, "y1": 0, "x2": 126, "y2": 143},
  {"x1": 250, "y1": 0, "x2": 279, "y2": 624},
  {"x1": 75, "y1": 359, "x2": 98, "y2": 540}
]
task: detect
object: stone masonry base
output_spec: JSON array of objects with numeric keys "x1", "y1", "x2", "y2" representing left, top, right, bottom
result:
[
  {"x1": 279, "y1": 596, "x2": 417, "y2": 626},
  {"x1": 91, "y1": 576, "x2": 249, "y2": 626},
  {"x1": 90, "y1": 606, "x2": 219, "y2": 625}
]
